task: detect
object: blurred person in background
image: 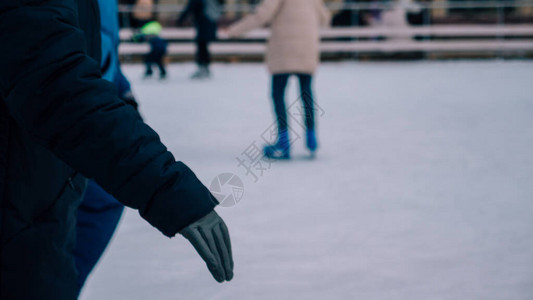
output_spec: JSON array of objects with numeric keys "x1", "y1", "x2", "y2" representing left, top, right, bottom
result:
[
  {"x1": 177, "y1": 0, "x2": 222, "y2": 79},
  {"x1": 134, "y1": 21, "x2": 169, "y2": 79},
  {"x1": 227, "y1": 0, "x2": 331, "y2": 159},
  {"x1": 74, "y1": 0, "x2": 139, "y2": 295},
  {"x1": 380, "y1": 0, "x2": 421, "y2": 42},
  {"x1": 0, "y1": 0, "x2": 233, "y2": 298},
  {"x1": 332, "y1": 0, "x2": 364, "y2": 26},
  {"x1": 132, "y1": 0, "x2": 155, "y2": 28},
  {"x1": 364, "y1": 0, "x2": 384, "y2": 30}
]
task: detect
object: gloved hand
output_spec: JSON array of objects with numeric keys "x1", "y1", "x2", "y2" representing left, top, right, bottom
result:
[{"x1": 180, "y1": 210, "x2": 234, "y2": 282}]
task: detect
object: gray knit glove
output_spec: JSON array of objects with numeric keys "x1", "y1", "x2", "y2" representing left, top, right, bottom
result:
[{"x1": 180, "y1": 211, "x2": 234, "y2": 282}]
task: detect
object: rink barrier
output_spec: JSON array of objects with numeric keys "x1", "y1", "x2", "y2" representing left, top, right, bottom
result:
[{"x1": 118, "y1": 25, "x2": 533, "y2": 57}]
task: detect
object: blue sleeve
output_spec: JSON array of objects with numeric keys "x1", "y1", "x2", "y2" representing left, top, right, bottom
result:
[{"x1": 98, "y1": 0, "x2": 119, "y2": 82}]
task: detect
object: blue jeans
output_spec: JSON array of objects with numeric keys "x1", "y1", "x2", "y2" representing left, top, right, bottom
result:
[
  {"x1": 74, "y1": 180, "x2": 124, "y2": 295},
  {"x1": 271, "y1": 73, "x2": 315, "y2": 132}
]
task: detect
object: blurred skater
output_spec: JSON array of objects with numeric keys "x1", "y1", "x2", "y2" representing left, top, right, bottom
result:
[
  {"x1": 177, "y1": 0, "x2": 222, "y2": 79},
  {"x1": 131, "y1": 0, "x2": 155, "y2": 28},
  {"x1": 227, "y1": 0, "x2": 330, "y2": 159},
  {"x1": 135, "y1": 21, "x2": 168, "y2": 79}
]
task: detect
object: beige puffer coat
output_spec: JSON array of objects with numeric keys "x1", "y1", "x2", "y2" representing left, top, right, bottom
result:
[{"x1": 228, "y1": 0, "x2": 331, "y2": 74}]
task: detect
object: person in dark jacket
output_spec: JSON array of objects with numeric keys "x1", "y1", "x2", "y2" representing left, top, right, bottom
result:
[
  {"x1": 177, "y1": 0, "x2": 221, "y2": 79},
  {"x1": 0, "y1": 0, "x2": 233, "y2": 298}
]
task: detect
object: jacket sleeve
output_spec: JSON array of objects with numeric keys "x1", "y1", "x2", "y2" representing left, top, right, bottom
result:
[
  {"x1": 315, "y1": 0, "x2": 332, "y2": 28},
  {"x1": 227, "y1": 0, "x2": 283, "y2": 38},
  {"x1": 0, "y1": 0, "x2": 217, "y2": 237}
]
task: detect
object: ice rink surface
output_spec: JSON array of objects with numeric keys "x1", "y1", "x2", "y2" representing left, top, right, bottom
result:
[{"x1": 81, "y1": 61, "x2": 533, "y2": 300}]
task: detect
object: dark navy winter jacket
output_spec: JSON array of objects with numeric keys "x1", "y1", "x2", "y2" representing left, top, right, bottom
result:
[{"x1": 0, "y1": 0, "x2": 216, "y2": 298}]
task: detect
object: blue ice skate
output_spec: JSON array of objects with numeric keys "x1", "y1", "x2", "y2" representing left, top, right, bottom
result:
[
  {"x1": 264, "y1": 130, "x2": 290, "y2": 159},
  {"x1": 306, "y1": 130, "x2": 318, "y2": 157}
]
